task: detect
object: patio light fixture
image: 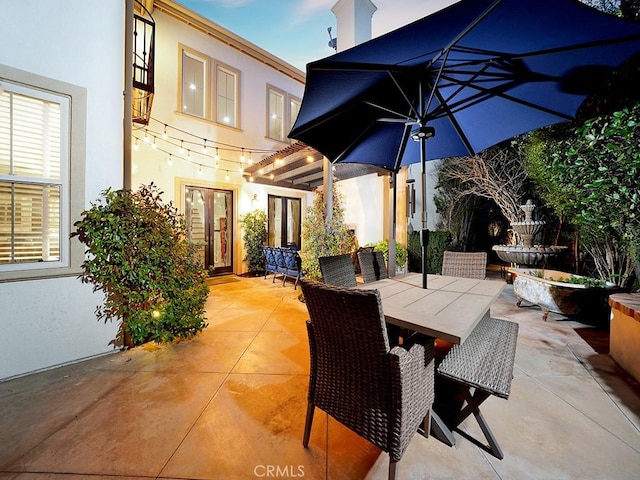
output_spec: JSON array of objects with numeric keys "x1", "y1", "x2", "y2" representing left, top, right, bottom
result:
[{"x1": 410, "y1": 125, "x2": 435, "y2": 141}]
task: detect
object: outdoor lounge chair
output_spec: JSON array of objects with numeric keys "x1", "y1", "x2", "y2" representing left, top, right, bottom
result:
[
  {"x1": 441, "y1": 251, "x2": 487, "y2": 279},
  {"x1": 358, "y1": 250, "x2": 389, "y2": 283},
  {"x1": 318, "y1": 254, "x2": 357, "y2": 287},
  {"x1": 300, "y1": 279, "x2": 435, "y2": 480}
]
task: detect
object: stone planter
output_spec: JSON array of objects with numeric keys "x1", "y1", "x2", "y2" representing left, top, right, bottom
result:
[{"x1": 509, "y1": 268, "x2": 617, "y2": 325}]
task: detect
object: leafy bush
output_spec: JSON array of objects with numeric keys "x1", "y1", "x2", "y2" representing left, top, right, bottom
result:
[
  {"x1": 365, "y1": 239, "x2": 408, "y2": 268},
  {"x1": 72, "y1": 183, "x2": 209, "y2": 346},
  {"x1": 302, "y1": 187, "x2": 356, "y2": 281},
  {"x1": 408, "y1": 230, "x2": 453, "y2": 273},
  {"x1": 239, "y1": 209, "x2": 268, "y2": 273}
]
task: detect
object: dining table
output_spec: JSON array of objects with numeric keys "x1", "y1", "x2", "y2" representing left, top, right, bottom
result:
[
  {"x1": 356, "y1": 272, "x2": 505, "y2": 345},
  {"x1": 355, "y1": 271, "x2": 506, "y2": 445}
]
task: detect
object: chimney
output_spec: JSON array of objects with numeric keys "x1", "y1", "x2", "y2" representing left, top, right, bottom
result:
[{"x1": 331, "y1": 0, "x2": 377, "y2": 52}]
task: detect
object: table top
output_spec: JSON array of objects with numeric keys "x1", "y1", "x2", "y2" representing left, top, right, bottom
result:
[{"x1": 356, "y1": 272, "x2": 505, "y2": 344}]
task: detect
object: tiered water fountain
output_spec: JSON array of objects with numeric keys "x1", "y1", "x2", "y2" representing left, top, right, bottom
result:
[{"x1": 492, "y1": 200, "x2": 568, "y2": 266}]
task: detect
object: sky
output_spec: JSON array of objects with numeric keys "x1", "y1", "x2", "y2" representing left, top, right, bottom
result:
[{"x1": 179, "y1": 0, "x2": 459, "y2": 71}]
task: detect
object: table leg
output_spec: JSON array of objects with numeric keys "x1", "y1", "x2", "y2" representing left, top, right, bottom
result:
[{"x1": 429, "y1": 410, "x2": 456, "y2": 446}]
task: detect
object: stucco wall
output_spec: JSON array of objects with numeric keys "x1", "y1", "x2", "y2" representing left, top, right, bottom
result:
[
  {"x1": 0, "y1": 0, "x2": 124, "y2": 380},
  {"x1": 132, "y1": 6, "x2": 312, "y2": 275}
]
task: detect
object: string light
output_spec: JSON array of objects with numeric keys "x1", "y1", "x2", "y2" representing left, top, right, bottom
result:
[
  {"x1": 147, "y1": 117, "x2": 277, "y2": 155},
  {"x1": 132, "y1": 116, "x2": 299, "y2": 180}
]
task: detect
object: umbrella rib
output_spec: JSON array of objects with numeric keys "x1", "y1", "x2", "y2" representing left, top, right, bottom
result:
[
  {"x1": 425, "y1": 0, "x2": 503, "y2": 69},
  {"x1": 363, "y1": 100, "x2": 416, "y2": 123},
  {"x1": 453, "y1": 33, "x2": 640, "y2": 64},
  {"x1": 430, "y1": 87, "x2": 476, "y2": 156},
  {"x1": 331, "y1": 121, "x2": 378, "y2": 165},
  {"x1": 435, "y1": 73, "x2": 575, "y2": 121},
  {"x1": 387, "y1": 70, "x2": 421, "y2": 120},
  {"x1": 393, "y1": 124, "x2": 412, "y2": 172}
]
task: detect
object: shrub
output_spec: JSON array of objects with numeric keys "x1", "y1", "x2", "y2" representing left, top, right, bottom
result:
[
  {"x1": 239, "y1": 209, "x2": 268, "y2": 273},
  {"x1": 365, "y1": 239, "x2": 408, "y2": 268},
  {"x1": 302, "y1": 187, "x2": 356, "y2": 281},
  {"x1": 72, "y1": 183, "x2": 209, "y2": 346},
  {"x1": 407, "y1": 230, "x2": 452, "y2": 274}
]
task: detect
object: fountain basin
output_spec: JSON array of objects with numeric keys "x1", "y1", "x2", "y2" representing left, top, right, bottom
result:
[
  {"x1": 492, "y1": 244, "x2": 568, "y2": 266},
  {"x1": 509, "y1": 268, "x2": 617, "y2": 324}
]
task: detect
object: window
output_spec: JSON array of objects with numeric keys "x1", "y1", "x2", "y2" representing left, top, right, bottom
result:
[
  {"x1": 0, "y1": 64, "x2": 86, "y2": 280},
  {"x1": 267, "y1": 85, "x2": 300, "y2": 143},
  {"x1": 179, "y1": 46, "x2": 241, "y2": 128},
  {"x1": 215, "y1": 62, "x2": 239, "y2": 128},
  {"x1": 289, "y1": 96, "x2": 301, "y2": 132},
  {"x1": 268, "y1": 194, "x2": 301, "y2": 249},
  {"x1": 267, "y1": 86, "x2": 285, "y2": 141},
  {"x1": 181, "y1": 47, "x2": 207, "y2": 118}
]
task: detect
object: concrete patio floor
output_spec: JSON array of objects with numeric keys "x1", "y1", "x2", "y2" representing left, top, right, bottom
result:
[{"x1": 1, "y1": 272, "x2": 640, "y2": 479}]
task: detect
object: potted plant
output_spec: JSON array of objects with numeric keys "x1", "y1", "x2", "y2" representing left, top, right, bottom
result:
[
  {"x1": 239, "y1": 209, "x2": 268, "y2": 275},
  {"x1": 72, "y1": 183, "x2": 209, "y2": 347},
  {"x1": 366, "y1": 239, "x2": 408, "y2": 274}
]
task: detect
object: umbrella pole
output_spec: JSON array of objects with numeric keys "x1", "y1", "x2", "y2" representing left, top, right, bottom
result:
[{"x1": 420, "y1": 137, "x2": 428, "y2": 289}]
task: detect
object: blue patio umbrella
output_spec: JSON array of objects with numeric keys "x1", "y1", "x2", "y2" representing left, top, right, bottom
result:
[{"x1": 289, "y1": 0, "x2": 640, "y2": 288}]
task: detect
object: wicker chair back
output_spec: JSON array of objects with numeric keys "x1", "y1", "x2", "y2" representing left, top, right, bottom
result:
[
  {"x1": 318, "y1": 254, "x2": 357, "y2": 287},
  {"x1": 441, "y1": 251, "x2": 487, "y2": 279}
]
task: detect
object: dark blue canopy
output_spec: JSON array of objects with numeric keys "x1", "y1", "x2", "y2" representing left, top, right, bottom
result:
[{"x1": 290, "y1": 0, "x2": 640, "y2": 169}]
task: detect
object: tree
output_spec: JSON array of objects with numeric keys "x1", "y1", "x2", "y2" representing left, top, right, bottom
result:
[
  {"x1": 523, "y1": 104, "x2": 640, "y2": 287},
  {"x1": 436, "y1": 146, "x2": 533, "y2": 224},
  {"x1": 301, "y1": 186, "x2": 356, "y2": 281}
]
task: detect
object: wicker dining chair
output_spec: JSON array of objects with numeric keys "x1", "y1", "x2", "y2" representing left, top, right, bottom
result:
[
  {"x1": 441, "y1": 251, "x2": 487, "y2": 279},
  {"x1": 300, "y1": 279, "x2": 435, "y2": 480},
  {"x1": 358, "y1": 250, "x2": 389, "y2": 283},
  {"x1": 318, "y1": 254, "x2": 357, "y2": 287}
]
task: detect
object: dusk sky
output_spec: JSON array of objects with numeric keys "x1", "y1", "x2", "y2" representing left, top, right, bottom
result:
[{"x1": 179, "y1": 0, "x2": 459, "y2": 71}]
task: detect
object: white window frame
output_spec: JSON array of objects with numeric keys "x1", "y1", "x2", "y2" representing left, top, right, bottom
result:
[
  {"x1": 0, "y1": 64, "x2": 86, "y2": 281},
  {"x1": 289, "y1": 95, "x2": 301, "y2": 132},
  {"x1": 267, "y1": 85, "x2": 285, "y2": 142},
  {"x1": 266, "y1": 85, "x2": 300, "y2": 143},
  {"x1": 214, "y1": 61, "x2": 240, "y2": 128},
  {"x1": 180, "y1": 45, "x2": 209, "y2": 119},
  {"x1": 178, "y1": 45, "x2": 242, "y2": 129}
]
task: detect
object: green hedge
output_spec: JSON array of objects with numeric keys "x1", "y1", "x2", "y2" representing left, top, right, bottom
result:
[{"x1": 407, "y1": 230, "x2": 452, "y2": 274}]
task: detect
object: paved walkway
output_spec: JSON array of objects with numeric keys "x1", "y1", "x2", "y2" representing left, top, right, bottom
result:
[{"x1": 1, "y1": 274, "x2": 640, "y2": 479}]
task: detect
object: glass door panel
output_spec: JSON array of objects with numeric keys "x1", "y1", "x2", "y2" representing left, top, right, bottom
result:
[
  {"x1": 268, "y1": 194, "x2": 301, "y2": 249},
  {"x1": 185, "y1": 186, "x2": 233, "y2": 275}
]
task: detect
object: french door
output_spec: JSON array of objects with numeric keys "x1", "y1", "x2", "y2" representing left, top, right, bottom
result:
[
  {"x1": 185, "y1": 186, "x2": 233, "y2": 275},
  {"x1": 268, "y1": 194, "x2": 301, "y2": 249}
]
